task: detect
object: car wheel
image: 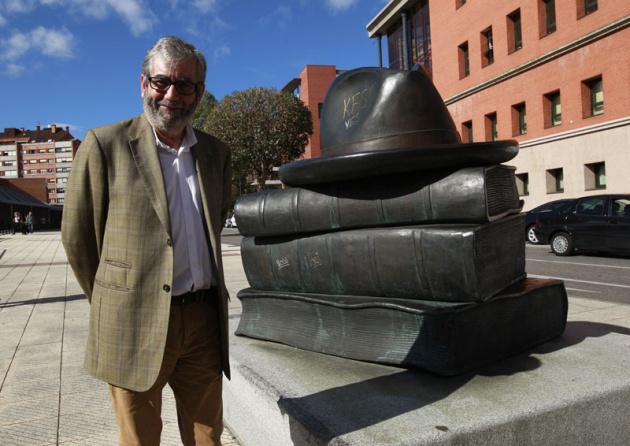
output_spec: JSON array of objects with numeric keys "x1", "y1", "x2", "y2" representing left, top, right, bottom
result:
[
  {"x1": 551, "y1": 232, "x2": 574, "y2": 256},
  {"x1": 526, "y1": 225, "x2": 540, "y2": 244}
]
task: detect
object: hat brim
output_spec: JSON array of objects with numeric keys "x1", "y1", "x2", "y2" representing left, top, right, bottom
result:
[{"x1": 279, "y1": 141, "x2": 519, "y2": 186}]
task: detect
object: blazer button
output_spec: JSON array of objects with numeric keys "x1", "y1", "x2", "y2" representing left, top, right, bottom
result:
[{"x1": 163, "y1": 285, "x2": 171, "y2": 292}]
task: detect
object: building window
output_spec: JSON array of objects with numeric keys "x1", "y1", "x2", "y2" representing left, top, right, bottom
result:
[
  {"x1": 458, "y1": 42, "x2": 470, "y2": 78},
  {"x1": 540, "y1": 0, "x2": 556, "y2": 36},
  {"x1": 485, "y1": 112, "x2": 498, "y2": 141},
  {"x1": 411, "y1": 1, "x2": 432, "y2": 75},
  {"x1": 546, "y1": 168, "x2": 564, "y2": 193},
  {"x1": 516, "y1": 173, "x2": 529, "y2": 196},
  {"x1": 512, "y1": 103, "x2": 527, "y2": 135},
  {"x1": 584, "y1": 162, "x2": 606, "y2": 190},
  {"x1": 507, "y1": 9, "x2": 522, "y2": 53},
  {"x1": 462, "y1": 121, "x2": 473, "y2": 142},
  {"x1": 582, "y1": 76, "x2": 604, "y2": 117},
  {"x1": 387, "y1": 22, "x2": 404, "y2": 70},
  {"x1": 578, "y1": 0, "x2": 598, "y2": 18},
  {"x1": 481, "y1": 27, "x2": 494, "y2": 67},
  {"x1": 544, "y1": 91, "x2": 562, "y2": 127}
]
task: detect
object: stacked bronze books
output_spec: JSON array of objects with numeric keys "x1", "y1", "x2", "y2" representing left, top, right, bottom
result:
[{"x1": 234, "y1": 67, "x2": 568, "y2": 376}]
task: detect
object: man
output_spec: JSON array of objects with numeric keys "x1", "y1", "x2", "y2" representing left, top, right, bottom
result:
[
  {"x1": 62, "y1": 36, "x2": 232, "y2": 445},
  {"x1": 26, "y1": 212, "x2": 34, "y2": 233}
]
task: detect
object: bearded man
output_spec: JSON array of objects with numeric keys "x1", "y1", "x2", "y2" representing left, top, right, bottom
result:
[{"x1": 62, "y1": 36, "x2": 232, "y2": 446}]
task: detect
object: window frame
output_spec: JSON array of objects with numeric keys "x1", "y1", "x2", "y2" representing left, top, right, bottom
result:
[{"x1": 481, "y1": 27, "x2": 494, "y2": 67}]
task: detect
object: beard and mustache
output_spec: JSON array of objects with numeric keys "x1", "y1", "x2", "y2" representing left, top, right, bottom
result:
[{"x1": 143, "y1": 90, "x2": 197, "y2": 135}]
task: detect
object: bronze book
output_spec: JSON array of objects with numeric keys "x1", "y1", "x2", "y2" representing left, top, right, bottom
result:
[
  {"x1": 235, "y1": 165, "x2": 523, "y2": 237},
  {"x1": 241, "y1": 214, "x2": 526, "y2": 302},
  {"x1": 235, "y1": 278, "x2": 568, "y2": 376}
]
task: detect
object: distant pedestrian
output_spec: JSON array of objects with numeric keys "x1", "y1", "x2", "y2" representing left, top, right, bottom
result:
[
  {"x1": 11, "y1": 212, "x2": 21, "y2": 235},
  {"x1": 26, "y1": 212, "x2": 34, "y2": 234}
]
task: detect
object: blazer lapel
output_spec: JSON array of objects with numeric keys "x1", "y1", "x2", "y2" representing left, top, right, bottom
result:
[{"x1": 128, "y1": 115, "x2": 171, "y2": 236}]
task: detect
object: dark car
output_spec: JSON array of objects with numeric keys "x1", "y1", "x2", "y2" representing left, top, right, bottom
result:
[
  {"x1": 524, "y1": 198, "x2": 574, "y2": 244},
  {"x1": 534, "y1": 194, "x2": 630, "y2": 256}
]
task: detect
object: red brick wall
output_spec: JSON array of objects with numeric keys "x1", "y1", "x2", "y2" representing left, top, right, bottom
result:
[
  {"x1": 299, "y1": 65, "x2": 338, "y2": 159},
  {"x1": 2, "y1": 178, "x2": 48, "y2": 202},
  {"x1": 429, "y1": 0, "x2": 630, "y2": 142}
]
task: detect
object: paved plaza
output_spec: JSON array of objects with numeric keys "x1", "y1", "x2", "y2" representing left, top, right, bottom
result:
[
  {"x1": 3, "y1": 230, "x2": 630, "y2": 445},
  {"x1": 0, "y1": 230, "x2": 246, "y2": 445}
]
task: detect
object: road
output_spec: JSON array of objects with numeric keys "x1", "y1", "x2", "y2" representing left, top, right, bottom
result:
[
  {"x1": 526, "y1": 243, "x2": 630, "y2": 305},
  {"x1": 222, "y1": 228, "x2": 630, "y2": 305}
]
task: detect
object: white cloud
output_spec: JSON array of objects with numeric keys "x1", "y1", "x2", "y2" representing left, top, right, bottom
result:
[
  {"x1": 213, "y1": 44, "x2": 230, "y2": 60},
  {"x1": 3, "y1": 0, "x2": 38, "y2": 14},
  {"x1": 259, "y1": 6, "x2": 292, "y2": 29},
  {"x1": 3, "y1": 61, "x2": 25, "y2": 77},
  {"x1": 0, "y1": 31, "x2": 30, "y2": 60},
  {"x1": 106, "y1": 0, "x2": 157, "y2": 36},
  {"x1": 31, "y1": 27, "x2": 75, "y2": 58},
  {"x1": 3, "y1": 0, "x2": 158, "y2": 37},
  {"x1": 0, "y1": 26, "x2": 75, "y2": 66},
  {"x1": 192, "y1": 0, "x2": 218, "y2": 14},
  {"x1": 325, "y1": 0, "x2": 360, "y2": 14}
]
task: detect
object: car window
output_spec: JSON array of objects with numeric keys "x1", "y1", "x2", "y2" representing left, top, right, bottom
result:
[
  {"x1": 614, "y1": 199, "x2": 630, "y2": 217},
  {"x1": 549, "y1": 201, "x2": 569, "y2": 211},
  {"x1": 575, "y1": 197, "x2": 606, "y2": 215},
  {"x1": 554, "y1": 200, "x2": 577, "y2": 214}
]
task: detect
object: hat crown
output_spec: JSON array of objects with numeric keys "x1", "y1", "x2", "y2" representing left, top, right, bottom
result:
[{"x1": 320, "y1": 67, "x2": 461, "y2": 157}]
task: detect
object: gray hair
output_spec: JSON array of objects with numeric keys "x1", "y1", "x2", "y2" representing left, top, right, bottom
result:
[{"x1": 142, "y1": 36, "x2": 207, "y2": 84}]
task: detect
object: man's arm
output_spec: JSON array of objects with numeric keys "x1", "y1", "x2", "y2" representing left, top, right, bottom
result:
[{"x1": 61, "y1": 130, "x2": 109, "y2": 301}]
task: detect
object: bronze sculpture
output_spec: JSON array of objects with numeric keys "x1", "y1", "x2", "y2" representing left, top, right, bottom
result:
[{"x1": 234, "y1": 66, "x2": 568, "y2": 375}]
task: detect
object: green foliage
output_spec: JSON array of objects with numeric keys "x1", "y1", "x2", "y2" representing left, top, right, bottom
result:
[
  {"x1": 191, "y1": 91, "x2": 218, "y2": 130},
  {"x1": 205, "y1": 87, "x2": 313, "y2": 191}
]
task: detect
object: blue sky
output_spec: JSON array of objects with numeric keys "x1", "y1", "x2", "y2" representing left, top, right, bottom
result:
[{"x1": 0, "y1": 0, "x2": 388, "y2": 140}]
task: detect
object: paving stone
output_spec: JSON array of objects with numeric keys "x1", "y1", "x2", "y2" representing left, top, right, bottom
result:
[{"x1": 1, "y1": 231, "x2": 247, "y2": 445}]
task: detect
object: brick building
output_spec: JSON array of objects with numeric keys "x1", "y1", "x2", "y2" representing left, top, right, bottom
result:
[
  {"x1": 367, "y1": 0, "x2": 629, "y2": 209},
  {"x1": 282, "y1": 65, "x2": 343, "y2": 161},
  {"x1": 0, "y1": 125, "x2": 80, "y2": 206}
]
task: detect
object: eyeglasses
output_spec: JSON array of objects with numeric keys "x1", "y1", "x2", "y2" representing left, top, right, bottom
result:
[{"x1": 147, "y1": 76, "x2": 201, "y2": 95}]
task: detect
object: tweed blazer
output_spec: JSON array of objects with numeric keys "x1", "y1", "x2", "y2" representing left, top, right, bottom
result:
[{"x1": 61, "y1": 114, "x2": 232, "y2": 391}]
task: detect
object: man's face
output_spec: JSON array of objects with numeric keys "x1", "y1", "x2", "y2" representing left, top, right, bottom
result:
[{"x1": 141, "y1": 55, "x2": 205, "y2": 134}]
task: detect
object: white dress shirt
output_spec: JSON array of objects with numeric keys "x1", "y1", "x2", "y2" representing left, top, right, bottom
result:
[{"x1": 155, "y1": 124, "x2": 212, "y2": 296}]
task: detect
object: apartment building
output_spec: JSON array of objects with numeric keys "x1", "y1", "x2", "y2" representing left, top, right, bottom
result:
[
  {"x1": 0, "y1": 125, "x2": 80, "y2": 205},
  {"x1": 367, "y1": 0, "x2": 630, "y2": 209}
]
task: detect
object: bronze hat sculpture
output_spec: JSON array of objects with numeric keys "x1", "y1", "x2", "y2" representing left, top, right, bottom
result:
[{"x1": 279, "y1": 66, "x2": 519, "y2": 186}]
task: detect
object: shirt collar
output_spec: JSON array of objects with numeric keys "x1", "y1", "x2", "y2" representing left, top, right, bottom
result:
[{"x1": 153, "y1": 123, "x2": 198, "y2": 154}]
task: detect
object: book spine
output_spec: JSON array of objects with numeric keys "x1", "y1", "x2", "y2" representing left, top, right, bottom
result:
[
  {"x1": 235, "y1": 165, "x2": 521, "y2": 237},
  {"x1": 241, "y1": 214, "x2": 525, "y2": 302}
]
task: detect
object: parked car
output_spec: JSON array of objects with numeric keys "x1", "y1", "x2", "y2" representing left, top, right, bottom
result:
[
  {"x1": 534, "y1": 194, "x2": 630, "y2": 256},
  {"x1": 524, "y1": 198, "x2": 574, "y2": 244}
]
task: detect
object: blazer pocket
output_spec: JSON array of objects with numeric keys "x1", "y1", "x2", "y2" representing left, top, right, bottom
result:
[{"x1": 95, "y1": 258, "x2": 132, "y2": 291}]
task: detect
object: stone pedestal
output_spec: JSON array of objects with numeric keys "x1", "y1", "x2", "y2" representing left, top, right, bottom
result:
[{"x1": 224, "y1": 317, "x2": 630, "y2": 445}]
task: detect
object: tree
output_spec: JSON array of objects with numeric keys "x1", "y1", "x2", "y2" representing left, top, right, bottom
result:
[
  {"x1": 191, "y1": 91, "x2": 218, "y2": 130},
  {"x1": 205, "y1": 87, "x2": 313, "y2": 191}
]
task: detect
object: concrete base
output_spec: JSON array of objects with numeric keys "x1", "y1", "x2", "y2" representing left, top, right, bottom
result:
[{"x1": 223, "y1": 316, "x2": 630, "y2": 446}]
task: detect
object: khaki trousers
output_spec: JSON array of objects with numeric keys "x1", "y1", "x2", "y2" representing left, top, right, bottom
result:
[{"x1": 109, "y1": 299, "x2": 223, "y2": 446}]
